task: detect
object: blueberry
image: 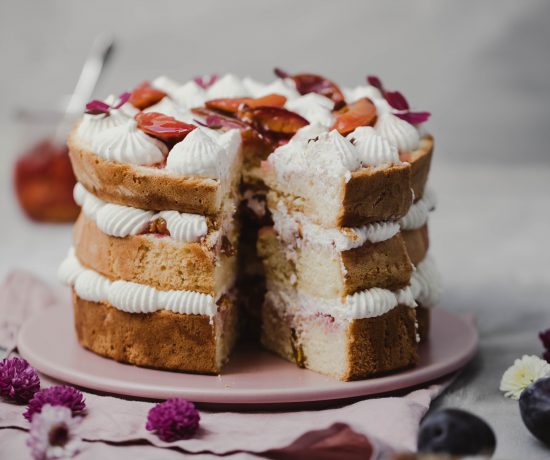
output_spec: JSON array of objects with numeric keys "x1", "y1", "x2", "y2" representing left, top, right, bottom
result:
[
  {"x1": 417, "y1": 408, "x2": 496, "y2": 456},
  {"x1": 519, "y1": 376, "x2": 550, "y2": 446}
]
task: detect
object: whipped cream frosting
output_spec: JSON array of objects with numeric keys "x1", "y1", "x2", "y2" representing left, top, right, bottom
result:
[
  {"x1": 375, "y1": 112, "x2": 420, "y2": 152},
  {"x1": 271, "y1": 199, "x2": 400, "y2": 251},
  {"x1": 58, "y1": 251, "x2": 218, "y2": 316},
  {"x1": 347, "y1": 126, "x2": 400, "y2": 166},
  {"x1": 76, "y1": 109, "x2": 130, "y2": 146},
  {"x1": 207, "y1": 74, "x2": 249, "y2": 99},
  {"x1": 151, "y1": 75, "x2": 181, "y2": 98},
  {"x1": 143, "y1": 97, "x2": 196, "y2": 123},
  {"x1": 399, "y1": 188, "x2": 437, "y2": 230},
  {"x1": 166, "y1": 127, "x2": 240, "y2": 180},
  {"x1": 74, "y1": 183, "x2": 208, "y2": 242},
  {"x1": 411, "y1": 255, "x2": 442, "y2": 307},
  {"x1": 285, "y1": 93, "x2": 334, "y2": 126},
  {"x1": 267, "y1": 284, "x2": 416, "y2": 322},
  {"x1": 343, "y1": 84, "x2": 383, "y2": 104},
  {"x1": 92, "y1": 119, "x2": 168, "y2": 165},
  {"x1": 269, "y1": 123, "x2": 405, "y2": 185},
  {"x1": 242, "y1": 77, "x2": 300, "y2": 100},
  {"x1": 173, "y1": 81, "x2": 207, "y2": 108}
]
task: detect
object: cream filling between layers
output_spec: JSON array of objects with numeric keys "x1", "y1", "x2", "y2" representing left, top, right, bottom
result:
[
  {"x1": 58, "y1": 249, "x2": 219, "y2": 316},
  {"x1": 271, "y1": 199, "x2": 400, "y2": 252},
  {"x1": 399, "y1": 188, "x2": 437, "y2": 230},
  {"x1": 266, "y1": 282, "x2": 416, "y2": 323},
  {"x1": 411, "y1": 255, "x2": 442, "y2": 308},
  {"x1": 74, "y1": 183, "x2": 209, "y2": 242}
]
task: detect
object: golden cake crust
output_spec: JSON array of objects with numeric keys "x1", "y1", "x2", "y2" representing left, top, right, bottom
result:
[
  {"x1": 257, "y1": 227, "x2": 413, "y2": 299},
  {"x1": 401, "y1": 224, "x2": 430, "y2": 266},
  {"x1": 72, "y1": 292, "x2": 237, "y2": 374},
  {"x1": 346, "y1": 305, "x2": 418, "y2": 380},
  {"x1": 338, "y1": 163, "x2": 413, "y2": 227},
  {"x1": 401, "y1": 135, "x2": 434, "y2": 201},
  {"x1": 261, "y1": 301, "x2": 418, "y2": 381},
  {"x1": 68, "y1": 131, "x2": 225, "y2": 215},
  {"x1": 73, "y1": 213, "x2": 236, "y2": 295}
]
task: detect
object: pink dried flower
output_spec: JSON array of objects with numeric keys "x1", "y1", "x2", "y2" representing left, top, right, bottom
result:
[
  {"x1": 27, "y1": 404, "x2": 82, "y2": 460},
  {"x1": 367, "y1": 75, "x2": 431, "y2": 124},
  {"x1": 24, "y1": 385, "x2": 86, "y2": 422},
  {"x1": 146, "y1": 398, "x2": 200, "y2": 442},
  {"x1": 85, "y1": 92, "x2": 130, "y2": 115},
  {"x1": 193, "y1": 74, "x2": 218, "y2": 89},
  {"x1": 0, "y1": 357, "x2": 40, "y2": 403}
]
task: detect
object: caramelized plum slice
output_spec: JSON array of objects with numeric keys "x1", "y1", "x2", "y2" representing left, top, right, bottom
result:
[
  {"x1": 205, "y1": 93, "x2": 287, "y2": 114},
  {"x1": 129, "y1": 81, "x2": 167, "y2": 110},
  {"x1": 238, "y1": 106, "x2": 309, "y2": 135},
  {"x1": 331, "y1": 98, "x2": 377, "y2": 135},
  {"x1": 135, "y1": 112, "x2": 195, "y2": 143},
  {"x1": 274, "y1": 68, "x2": 345, "y2": 108}
]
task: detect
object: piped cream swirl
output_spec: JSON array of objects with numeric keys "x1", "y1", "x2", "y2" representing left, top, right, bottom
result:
[
  {"x1": 375, "y1": 112, "x2": 420, "y2": 152},
  {"x1": 399, "y1": 188, "x2": 436, "y2": 230},
  {"x1": 76, "y1": 109, "x2": 130, "y2": 146},
  {"x1": 58, "y1": 251, "x2": 218, "y2": 316},
  {"x1": 347, "y1": 126, "x2": 400, "y2": 166},
  {"x1": 166, "y1": 128, "x2": 224, "y2": 179},
  {"x1": 411, "y1": 255, "x2": 442, "y2": 307},
  {"x1": 267, "y1": 284, "x2": 416, "y2": 322},
  {"x1": 271, "y1": 199, "x2": 400, "y2": 251},
  {"x1": 92, "y1": 119, "x2": 168, "y2": 165},
  {"x1": 74, "y1": 183, "x2": 208, "y2": 242}
]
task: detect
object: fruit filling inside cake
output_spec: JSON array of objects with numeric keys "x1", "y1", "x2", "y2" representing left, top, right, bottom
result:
[{"x1": 59, "y1": 71, "x2": 441, "y2": 379}]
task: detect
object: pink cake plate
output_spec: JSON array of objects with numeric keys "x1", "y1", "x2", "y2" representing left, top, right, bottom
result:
[{"x1": 18, "y1": 306, "x2": 477, "y2": 408}]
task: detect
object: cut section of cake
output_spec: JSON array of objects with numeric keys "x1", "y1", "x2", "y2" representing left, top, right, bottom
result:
[
  {"x1": 399, "y1": 188, "x2": 440, "y2": 341},
  {"x1": 262, "y1": 286, "x2": 418, "y2": 381},
  {"x1": 59, "y1": 249, "x2": 237, "y2": 373}
]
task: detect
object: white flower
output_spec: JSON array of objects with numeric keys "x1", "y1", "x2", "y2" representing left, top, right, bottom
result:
[
  {"x1": 27, "y1": 404, "x2": 82, "y2": 460},
  {"x1": 500, "y1": 355, "x2": 550, "y2": 400}
]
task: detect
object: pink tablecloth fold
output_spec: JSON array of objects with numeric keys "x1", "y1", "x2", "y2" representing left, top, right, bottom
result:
[{"x1": 0, "y1": 271, "x2": 447, "y2": 459}]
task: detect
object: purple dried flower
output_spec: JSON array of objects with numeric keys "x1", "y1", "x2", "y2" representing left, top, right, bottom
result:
[
  {"x1": 0, "y1": 357, "x2": 40, "y2": 403},
  {"x1": 540, "y1": 329, "x2": 550, "y2": 350},
  {"x1": 193, "y1": 74, "x2": 218, "y2": 89},
  {"x1": 395, "y1": 111, "x2": 431, "y2": 124},
  {"x1": 113, "y1": 91, "x2": 131, "y2": 109},
  {"x1": 385, "y1": 91, "x2": 409, "y2": 111},
  {"x1": 274, "y1": 67, "x2": 291, "y2": 79},
  {"x1": 24, "y1": 385, "x2": 86, "y2": 422},
  {"x1": 544, "y1": 350, "x2": 550, "y2": 363},
  {"x1": 84, "y1": 100, "x2": 110, "y2": 115},
  {"x1": 27, "y1": 404, "x2": 82, "y2": 460},
  {"x1": 366, "y1": 75, "x2": 431, "y2": 124},
  {"x1": 85, "y1": 91, "x2": 130, "y2": 115},
  {"x1": 367, "y1": 75, "x2": 385, "y2": 94},
  {"x1": 146, "y1": 398, "x2": 200, "y2": 442}
]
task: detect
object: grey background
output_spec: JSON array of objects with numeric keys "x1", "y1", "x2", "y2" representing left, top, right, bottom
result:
[
  {"x1": 1, "y1": 0, "x2": 550, "y2": 165},
  {"x1": 1, "y1": 1, "x2": 550, "y2": 458}
]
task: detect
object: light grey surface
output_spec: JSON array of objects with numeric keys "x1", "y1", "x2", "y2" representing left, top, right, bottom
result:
[{"x1": 1, "y1": 1, "x2": 550, "y2": 458}]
